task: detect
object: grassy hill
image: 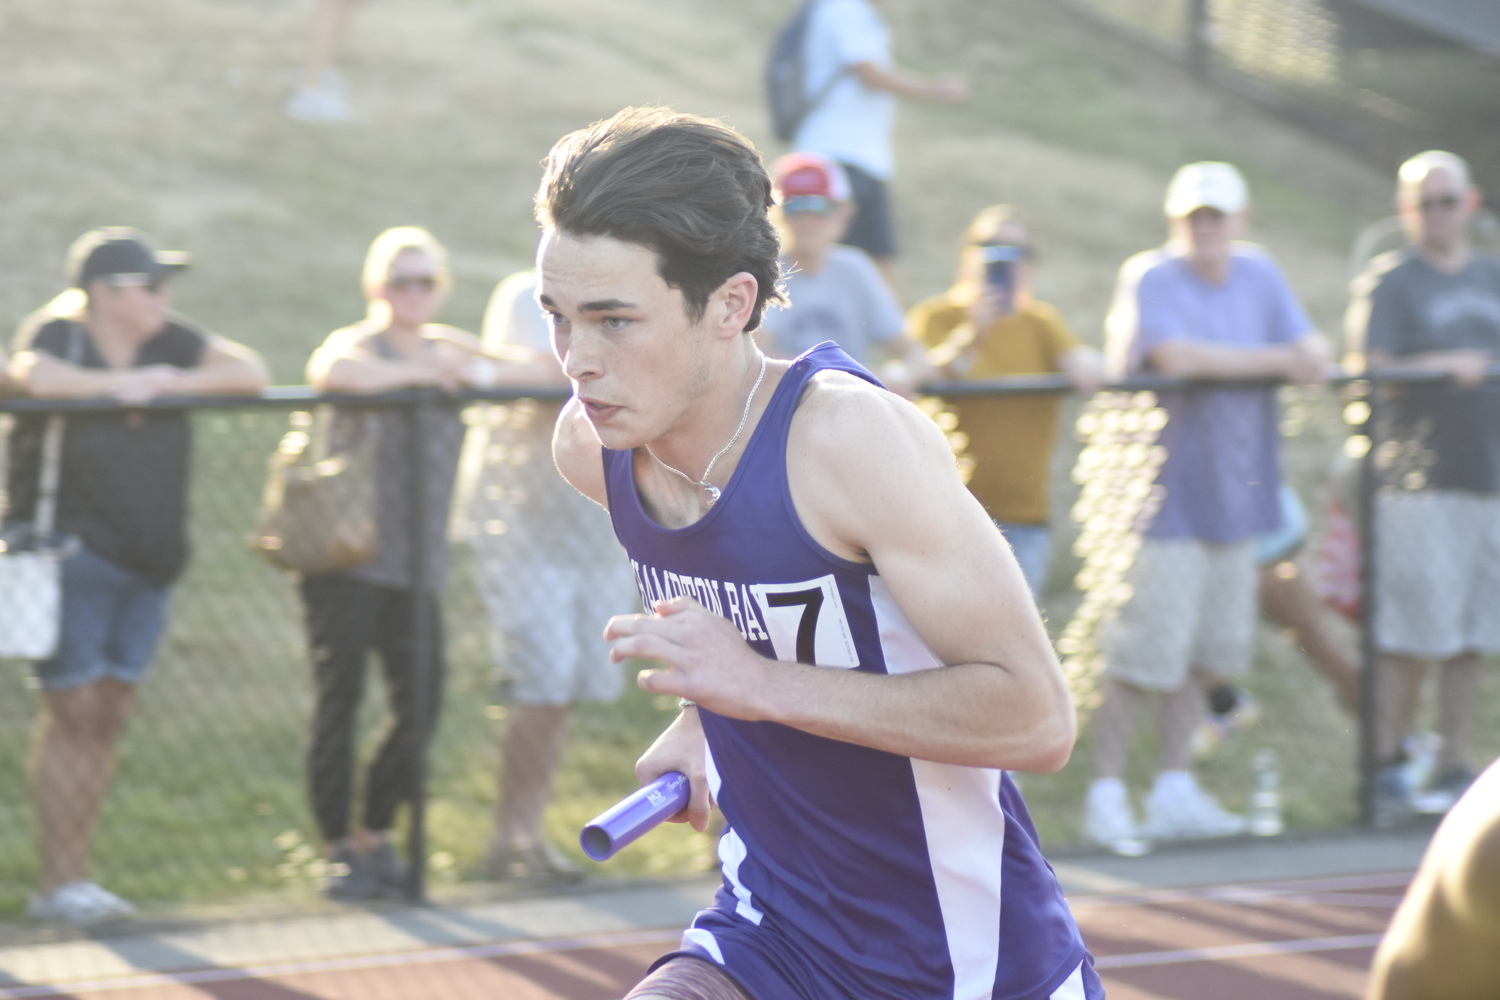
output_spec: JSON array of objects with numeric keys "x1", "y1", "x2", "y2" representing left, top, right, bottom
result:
[{"x1": 1, "y1": 0, "x2": 1396, "y2": 369}]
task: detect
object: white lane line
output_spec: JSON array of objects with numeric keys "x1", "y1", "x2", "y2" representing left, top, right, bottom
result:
[
  {"x1": 0, "y1": 929, "x2": 685, "y2": 998},
  {"x1": 1070, "y1": 870, "x2": 1412, "y2": 910},
  {"x1": 1095, "y1": 933, "x2": 1384, "y2": 969}
]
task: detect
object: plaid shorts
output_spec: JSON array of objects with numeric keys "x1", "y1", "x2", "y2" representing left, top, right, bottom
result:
[
  {"x1": 1100, "y1": 537, "x2": 1257, "y2": 691},
  {"x1": 1375, "y1": 489, "x2": 1500, "y2": 659}
]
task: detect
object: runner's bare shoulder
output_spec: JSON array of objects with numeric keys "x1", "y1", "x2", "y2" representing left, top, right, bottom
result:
[
  {"x1": 553, "y1": 396, "x2": 609, "y2": 509},
  {"x1": 788, "y1": 370, "x2": 962, "y2": 562}
]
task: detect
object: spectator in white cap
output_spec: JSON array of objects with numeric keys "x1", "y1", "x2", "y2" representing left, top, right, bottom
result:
[
  {"x1": 1083, "y1": 162, "x2": 1329, "y2": 854},
  {"x1": 757, "y1": 151, "x2": 928, "y2": 392}
]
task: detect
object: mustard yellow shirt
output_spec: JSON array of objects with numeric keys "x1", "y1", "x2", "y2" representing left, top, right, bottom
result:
[{"x1": 909, "y1": 295, "x2": 1080, "y2": 525}]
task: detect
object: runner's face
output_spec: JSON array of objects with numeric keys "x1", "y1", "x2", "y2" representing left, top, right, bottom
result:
[{"x1": 538, "y1": 230, "x2": 713, "y2": 450}]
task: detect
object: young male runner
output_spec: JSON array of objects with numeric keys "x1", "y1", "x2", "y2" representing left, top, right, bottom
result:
[{"x1": 543, "y1": 107, "x2": 1097, "y2": 1000}]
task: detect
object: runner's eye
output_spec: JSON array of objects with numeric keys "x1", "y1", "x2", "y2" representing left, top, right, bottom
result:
[{"x1": 602, "y1": 316, "x2": 631, "y2": 332}]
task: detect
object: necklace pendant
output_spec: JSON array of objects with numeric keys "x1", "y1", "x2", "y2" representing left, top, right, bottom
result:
[{"x1": 703, "y1": 485, "x2": 722, "y2": 506}]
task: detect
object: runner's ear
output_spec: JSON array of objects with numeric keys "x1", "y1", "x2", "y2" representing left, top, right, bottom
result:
[{"x1": 710, "y1": 271, "x2": 759, "y2": 338}]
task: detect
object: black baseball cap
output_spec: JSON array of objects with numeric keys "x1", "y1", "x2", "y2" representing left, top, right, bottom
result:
[{"x1": 66, "y1": 227, "x2": 191, "y2": 289}]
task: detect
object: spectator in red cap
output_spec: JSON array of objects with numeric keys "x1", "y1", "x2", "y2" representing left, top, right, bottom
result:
[{"x1": 758, "y1": 152, "x2": 928, "y2": 392}]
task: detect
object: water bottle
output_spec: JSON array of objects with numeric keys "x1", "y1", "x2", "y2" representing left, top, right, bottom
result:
[{"x1": 1249, "y1": 749, "x2": 1284, "y2": 836}]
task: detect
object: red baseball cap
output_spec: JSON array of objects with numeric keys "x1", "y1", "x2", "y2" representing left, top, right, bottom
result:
[{"x1": 772, "y1": 152, "x2": 852, "y2": 203}]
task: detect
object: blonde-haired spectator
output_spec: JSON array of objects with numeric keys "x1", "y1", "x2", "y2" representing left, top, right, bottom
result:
[{"x1": 299, "y1": 226, "x2": 485, "y2": 901}]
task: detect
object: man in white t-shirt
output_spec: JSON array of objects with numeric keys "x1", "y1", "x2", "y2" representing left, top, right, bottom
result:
[
  {"x1": 459, "y1": 270, "x2": 639, "y2": 883},
  {"x1": 793, "y1": 0, "x2": 966, "y2": 283},
  {"x1": 757, "y1": 153, "x2": 928, "y2": 392}
]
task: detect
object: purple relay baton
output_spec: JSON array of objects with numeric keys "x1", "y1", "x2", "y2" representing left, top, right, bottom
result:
[{"x1": 579, "y1": 771, "x2": 691, "y2": 861}]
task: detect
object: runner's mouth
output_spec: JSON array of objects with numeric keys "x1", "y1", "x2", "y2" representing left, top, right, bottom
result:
[{"x1": 582, "y1": 399, "x2": 623, "y2": 421}]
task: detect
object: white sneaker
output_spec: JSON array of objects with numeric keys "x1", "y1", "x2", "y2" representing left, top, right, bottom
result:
[
  {"x1": 29, "y1": 880, "x2": 136, "y2": 924},
  {"x1": 1143, "y1": 771, "x2": 1247, "y2": 840},
  {"x1": 1083, "y1": 779, "x2": 1152, "y2": 856},
  {"x1": 286, "y1": 85, "x2": 352, "y2": 123}
]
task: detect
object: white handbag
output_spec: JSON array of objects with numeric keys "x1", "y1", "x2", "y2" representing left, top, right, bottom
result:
[{"x1": 0, "y1": 414, "x2": 65, "y2": 660}]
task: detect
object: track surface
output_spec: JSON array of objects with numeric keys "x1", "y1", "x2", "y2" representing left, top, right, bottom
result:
[{"x1": 3, "y1": 872, "x2": 1406, "y2": 1000}]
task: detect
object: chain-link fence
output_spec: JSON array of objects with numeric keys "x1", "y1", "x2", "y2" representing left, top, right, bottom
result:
[
  {"x1": 1061, "y1": 0, "x2": 1500, "y2": 186},
  {"x1": 0, "y1": 371, "x2": 1496, "y2": 920}
]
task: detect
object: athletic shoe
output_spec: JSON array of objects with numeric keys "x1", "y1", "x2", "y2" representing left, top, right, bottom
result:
[
  {"x1": 1401, "y1": 732, "x2": 1440, "y2": 795},
  {"x1": 323, "y1": 843, "x2": 380, "y2": 902},
  {"x1": 366, "y1": 839, "x2": 409, "y2": 898},
  {"x1": 1192, "y1": 685, "x2": 1260, "y2": 759},
  {"x1": 28, "y1": 880, "x2": 135, "y2": 924},
  {"x1": 1142, "y1": 771, "x2": 1247, "y2": 840},
  {"x1": 1082, "y1": 779, "x2": 1151, "y2": 857},
  {"x1": 484, "y1": 840, "x2": 586, "y2": 885},
  {"x1": 1373, "y1": 762, "x2": 1416, "y2": 828},
  {"x1": 1410, "y1": 766, "x2": 1478, "y2": 816},
  {"x1": 285, "y1": 85, "x2": 352, "y2": 123}
]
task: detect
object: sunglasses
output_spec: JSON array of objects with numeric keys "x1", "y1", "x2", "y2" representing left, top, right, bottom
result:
[
  {"x1": 975, "y1": 243, "x2": 1032, "y2": 261},
  {"x1": 782, "y1": 194, "x2": 834, "y2": 215},
  {"x1": 1419, "y1": 195, "x2": 1463, "y2": 212},
  {"x1": 105, "y1": 272, "x2": 167, "y2": 293},
  {"x1": 387, "y1": 274, "x2": 440, "y2": 290}
]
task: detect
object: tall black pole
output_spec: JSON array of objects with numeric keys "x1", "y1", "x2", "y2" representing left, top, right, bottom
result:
[
  {"x1": 405, "y1": 396, "x2": 432, "y2": 902},
  {"x1": 1187, "y1": 0, "x2": 1211, "y2": 81},
  {"x1": 1356, "y1": 380, "x2": 1380, "y2": 827}
]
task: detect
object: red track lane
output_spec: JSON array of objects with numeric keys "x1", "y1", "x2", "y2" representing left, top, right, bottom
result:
[{"x1": 3, "y1": 872, "x2": 1410, "y2": 1000}]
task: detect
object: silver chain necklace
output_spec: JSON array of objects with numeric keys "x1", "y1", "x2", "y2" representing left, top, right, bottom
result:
[{"x1": 646, "y1": 351, "x2": 767, "y2": 507}]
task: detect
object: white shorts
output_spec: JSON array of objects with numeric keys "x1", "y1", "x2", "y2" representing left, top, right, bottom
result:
[
  {"x1": 474, "y1": 558, "x2": 637, "y2": 706},
  {"x1": 1100, "y1": 537, "x2": 1257, "y2": 691},
  {"x1": 1375, "y1": 489, "x2": 1500, "y2": 659},
  {"x1": 460, "y1": 404, "x2": 639, "y2": 706}
]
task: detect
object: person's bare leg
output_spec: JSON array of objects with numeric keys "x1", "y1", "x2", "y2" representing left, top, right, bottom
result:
[
  {"x1": 1375, "y1": 654, "x2": 1427, "y2": 762},
  {"x1": 1436, "y1": 652, "x2": 1481, "y2": 773},
  {"x1": 1091, "y1": 679, "x2": 1144, "y2": 780},
  {"x1": 301, "y1": 0, "x2": 364, "y2": 91},
  {"x1": 492, "y1": 704, "x2": 571, "y2": 850},
  {"x1": 31, "y1": 679, "x2": 136, "y2": 891},
  {"x1": 1258, "y1": 564, "x2": 1360, "y2": 712},
  {"x1": 1156, "y1": 672, "x2": 1208, "y2": 773}
]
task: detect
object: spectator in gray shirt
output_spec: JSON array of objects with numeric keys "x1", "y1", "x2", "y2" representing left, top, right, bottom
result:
[{"x1": 1347, "y1": 150, "x2": 1500, "y2": 822}]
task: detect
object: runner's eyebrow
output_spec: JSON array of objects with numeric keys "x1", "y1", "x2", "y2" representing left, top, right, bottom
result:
[{"x1": 537, "y1": 293, "x2": 639, "y2": 313}]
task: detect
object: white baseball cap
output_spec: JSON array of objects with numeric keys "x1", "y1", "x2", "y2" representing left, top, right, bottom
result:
[{"x1": 1164, "y1": 162, "x2": 1249, "y2": 218}]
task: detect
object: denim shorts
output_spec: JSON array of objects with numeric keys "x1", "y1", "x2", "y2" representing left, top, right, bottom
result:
[{"x1": 35, "y1": 545, "x2": 171, "y2": 690}]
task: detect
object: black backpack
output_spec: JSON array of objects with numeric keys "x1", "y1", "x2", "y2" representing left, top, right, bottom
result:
[{"x1": 766, "y1": 0, "x2": 848, "y2": 143}]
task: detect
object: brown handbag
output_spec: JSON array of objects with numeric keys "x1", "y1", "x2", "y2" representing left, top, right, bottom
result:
[{"x1": 252, "y1": 406, "x2": 378, "y2": 573}]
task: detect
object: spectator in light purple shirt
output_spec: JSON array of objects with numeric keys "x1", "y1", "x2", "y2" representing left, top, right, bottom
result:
[{"x1": 1083, "y1": 162, "x2": 1329, "y2": 855}]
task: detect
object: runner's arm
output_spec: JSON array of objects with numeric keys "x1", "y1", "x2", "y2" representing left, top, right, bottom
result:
[{"x1": 608, "y1": 374, "x2": 1076, "y2": 772}]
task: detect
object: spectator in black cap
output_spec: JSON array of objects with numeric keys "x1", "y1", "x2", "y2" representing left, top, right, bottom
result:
[{"x1": 5, "y1": 227, "x2": 268, "y2": 924}]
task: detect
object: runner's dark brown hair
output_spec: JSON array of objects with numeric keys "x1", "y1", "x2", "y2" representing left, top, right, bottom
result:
[{"x1": 536, "y1": 106, "x2": 786, "y2": 333}]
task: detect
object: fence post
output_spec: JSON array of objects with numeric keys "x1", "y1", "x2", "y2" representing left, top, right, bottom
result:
[
  {"x1": 1356, "y1": 378, "x2": 1380, "y2": 827},
  {"x1": 404, "y1": 394, "x2": 433, "y2": 903},
  {"x1": 1186, "y1": 0, "x2": 1211, "y2": 80}
]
